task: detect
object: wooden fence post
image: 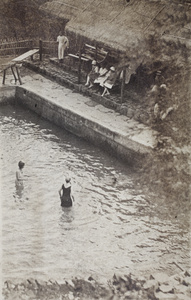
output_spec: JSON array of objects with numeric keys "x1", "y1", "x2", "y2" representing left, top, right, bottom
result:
[
  {"x1": 121, "y1": 67, "x2": 126, "y2": 104},
  {"x1": 78, "y1": 37, "x2": 82, "y2": 84},
  {"x1": 95, "y1": 43, "x2": 98, "y2": 61},
  {"x1": 39, "y1": 39, "x2": 42, "y2": 61}
]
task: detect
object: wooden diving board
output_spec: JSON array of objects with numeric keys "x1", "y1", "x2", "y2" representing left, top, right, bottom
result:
[
  {"x1": 12, "y1": 49, "x2": 39, "y2": 62},
  {"x1": 2, "y1": 49, "x2": 39, "y2": 85}
]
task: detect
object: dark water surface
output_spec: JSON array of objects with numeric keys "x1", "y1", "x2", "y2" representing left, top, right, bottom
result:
[{"x1": 0, "y1": 104, "x2": 189, "y2": 282}]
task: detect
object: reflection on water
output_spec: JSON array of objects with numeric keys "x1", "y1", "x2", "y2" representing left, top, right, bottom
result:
[{"x1": 0, "y1": 104, "x2": 189, "y2": 282}]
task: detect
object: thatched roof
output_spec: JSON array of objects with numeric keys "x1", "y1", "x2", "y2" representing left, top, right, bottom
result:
[{"x1": 40, "y1": 0, "x2": 191, "y2": 52}]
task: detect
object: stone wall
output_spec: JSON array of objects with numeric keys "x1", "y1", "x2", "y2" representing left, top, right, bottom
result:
[{"x1": 15, "y1": 86, "x2": 149, "y2": 166}]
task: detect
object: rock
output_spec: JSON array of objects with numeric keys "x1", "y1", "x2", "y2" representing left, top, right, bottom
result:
[
  {"x1": 174, "y1": 283, "x2": 189, "y2": 294},
  {"x1": 66, "y1": 279, "x2": 75, "y2": 288},
  {"x1": 35, "y1": 279, "x2": 48, "y2": 286},
  {"x1": 143, "y1": 279, "x2": 158, "y2": 290},
  {"x1": 27, "y1": 278, "x2": 38, "y2": 289},
  {"x1": 137, "y1": 276, "x2": 146, "y2": 284},
  {"x1": 152, "y1": 272, "x2": 170, "y2": 283},
  {"x1": 175, "y1": 294, "x2": 191, "y2": 300},
  {"x1": 139, "y1": 113, "x2": 149, "y2": 124},
  {"x1": 184, "y1": 271, "x2": 190, "y2": 277},
  {"x1": 182, "y1": 277, "x2": 191, "y2": 286},
  {"x1": 4, "y1": 280, "x2": 15, "y2": 290},
  {"x1": 154, "y1": 291, "x2": 177, "y2": 300},
  {"x1": 88, "y1": 276, "x2": 94, "y2": 281},
  {"x1": 135, "y1": 282, "x2": 142, "y2": 291},
  {"x1": 68, "y1": 291, "x2": 75, "y2": 300},
  {"x1": 126, "y1": 108, "x2": 134, "y2": 118},
  {"x1": 159, "y1": 283, "x2": 174, "y2": 293}
]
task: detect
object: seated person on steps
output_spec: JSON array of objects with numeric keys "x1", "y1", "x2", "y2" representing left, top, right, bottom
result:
[
  {"x1": 85, "y1": 60, "x2": 99, "y2": 88},
  {"x1": 101, "y1": 66, "x2": 116, "y2": 97},
  {"x1": 94, "y1": 61, "x2": 109, "y2": 87}
]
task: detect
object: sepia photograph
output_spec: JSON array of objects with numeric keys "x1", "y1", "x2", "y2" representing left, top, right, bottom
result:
[{"x1": 0, "y1": 0, "x2": 190, "y2": 299}]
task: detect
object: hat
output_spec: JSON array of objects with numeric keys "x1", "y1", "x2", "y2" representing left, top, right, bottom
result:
[
  {"x1": 110, "y1": 66, "x2": 115, "y2": 71},
  {"x1": 92, "y1": 60, "x2": 96, "y2": 65},
  {"x1": 18, "y1": 161, "x2": 25, "y2": 169}
]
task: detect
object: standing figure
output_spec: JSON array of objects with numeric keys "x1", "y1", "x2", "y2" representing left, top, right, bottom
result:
[
  {"x1": 59, "y1": 176, "x2": 74, "y2": 207},
  {"x1": 57, "y1": 31, "x2": 69, "y2": 62},
  {"x1": 15, "y1": 161, "x2": 25, "y2": 187},
  {"x1": 15, "y1": 161, "x2": 25, "y2": 199}
]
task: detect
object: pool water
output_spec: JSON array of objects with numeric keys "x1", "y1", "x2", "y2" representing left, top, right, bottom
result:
[{"x1": 0, "y1": 104, "x2": 189, "y2": 283}]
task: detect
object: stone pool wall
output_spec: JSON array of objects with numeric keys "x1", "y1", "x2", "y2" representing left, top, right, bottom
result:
[{"x1": 15, "y1": 86, "x2": 149, "y2": 166}]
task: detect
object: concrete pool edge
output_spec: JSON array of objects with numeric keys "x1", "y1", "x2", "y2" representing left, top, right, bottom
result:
[{"x1": 16, "y1": 86, "x2": 154, "y2": 165}]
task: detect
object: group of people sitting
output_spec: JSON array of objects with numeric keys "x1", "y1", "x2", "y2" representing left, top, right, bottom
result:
[{"x1": 85, "y1": 60, "x2": 117, "y2": 97}]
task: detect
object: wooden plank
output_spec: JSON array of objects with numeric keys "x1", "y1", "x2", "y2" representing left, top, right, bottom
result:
[
  {"x1": 85, "y1": 44, "x2": 96, "y2": 50},
  {"x1": 68, "y1": 53, "x2": 89, "y2": 61},
  {"x1": 12, "y1": 49, "x2": 39, "y2": 62},
  {"x1": 1, "y1": 62, "x2": 16, "y2": 72},
  {"x1": 85, "y1": 44, "x2": 108, "y2": 55}
]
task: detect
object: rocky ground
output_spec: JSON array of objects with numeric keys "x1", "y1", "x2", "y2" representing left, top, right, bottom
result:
[{"x1": 3, "y1": 270, "x2": 191, "y2": 300}]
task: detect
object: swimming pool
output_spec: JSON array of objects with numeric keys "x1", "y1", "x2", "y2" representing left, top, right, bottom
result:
[{"x1": 0, "y1": 103, "x2": 189, "y2": 283}]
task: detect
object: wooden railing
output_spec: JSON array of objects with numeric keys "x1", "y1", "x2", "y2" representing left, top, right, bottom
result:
[
  {"x1": 0, "y1": 38, "x2": 58, "y2": 57},
  {"x1": 41, "y1": 40, "x2": 57, "y2": 57},
  {"x1": 0, "y1": 39, "x2": 35, "y2": 56}
]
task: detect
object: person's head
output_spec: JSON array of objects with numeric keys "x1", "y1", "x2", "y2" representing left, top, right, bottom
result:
[
  {"x1": 92, "y1": 60, "x2": 97, "y2": 66},
  {"x1": 18, "y1": 161, "x2": 25, "y2": 170},
  {"x1": 110, "y1": 66, "x2": 115, "y2": 72},
  {"x1": 59, "y1": 31, "x2": 63, "y2": 36},
  {"x1": 65, "y1": 176, "x2": 71, "y2": 184}
]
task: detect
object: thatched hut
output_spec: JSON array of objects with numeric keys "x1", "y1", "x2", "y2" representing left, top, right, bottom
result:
[
  {"x1": 40, "y1": 0, "x2": 191, "y2": 48},
  {"x1": 40, "y1": 0, "x2": 191, "y2": 80}
]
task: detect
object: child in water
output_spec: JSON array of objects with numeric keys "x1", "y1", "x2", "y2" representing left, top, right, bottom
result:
[
  {"x1": 59, "y1": 176, "x2": 74, "y2": 207},
  {"x1": 15, "y1": 161, "x2": 25, "y2": 187}
]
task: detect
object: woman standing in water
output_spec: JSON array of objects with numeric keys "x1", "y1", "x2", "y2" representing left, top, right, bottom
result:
[
  {"x1": 15, "y1": 161, "x2": 25, "y2": 187},
  {"x1": 15, "y1": 161, "x2": 25, "y2": 199},
  {"x1": 59, "y1": 176, "x2": 74, "y2": 207}
]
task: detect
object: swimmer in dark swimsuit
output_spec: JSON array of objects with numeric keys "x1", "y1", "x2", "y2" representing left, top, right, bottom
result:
[{"x1": 58, "y1": 176, "x2": 74, "y2": 207}]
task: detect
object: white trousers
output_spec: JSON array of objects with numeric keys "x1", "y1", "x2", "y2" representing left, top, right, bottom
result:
[{"x1": 58, "y1": 44, "x2": 66, "y2": 59}]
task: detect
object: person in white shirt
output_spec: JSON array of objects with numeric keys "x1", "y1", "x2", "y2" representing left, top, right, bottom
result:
[{"x1": 57, "y1": 31, "x2": 69, "y2": 62}]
